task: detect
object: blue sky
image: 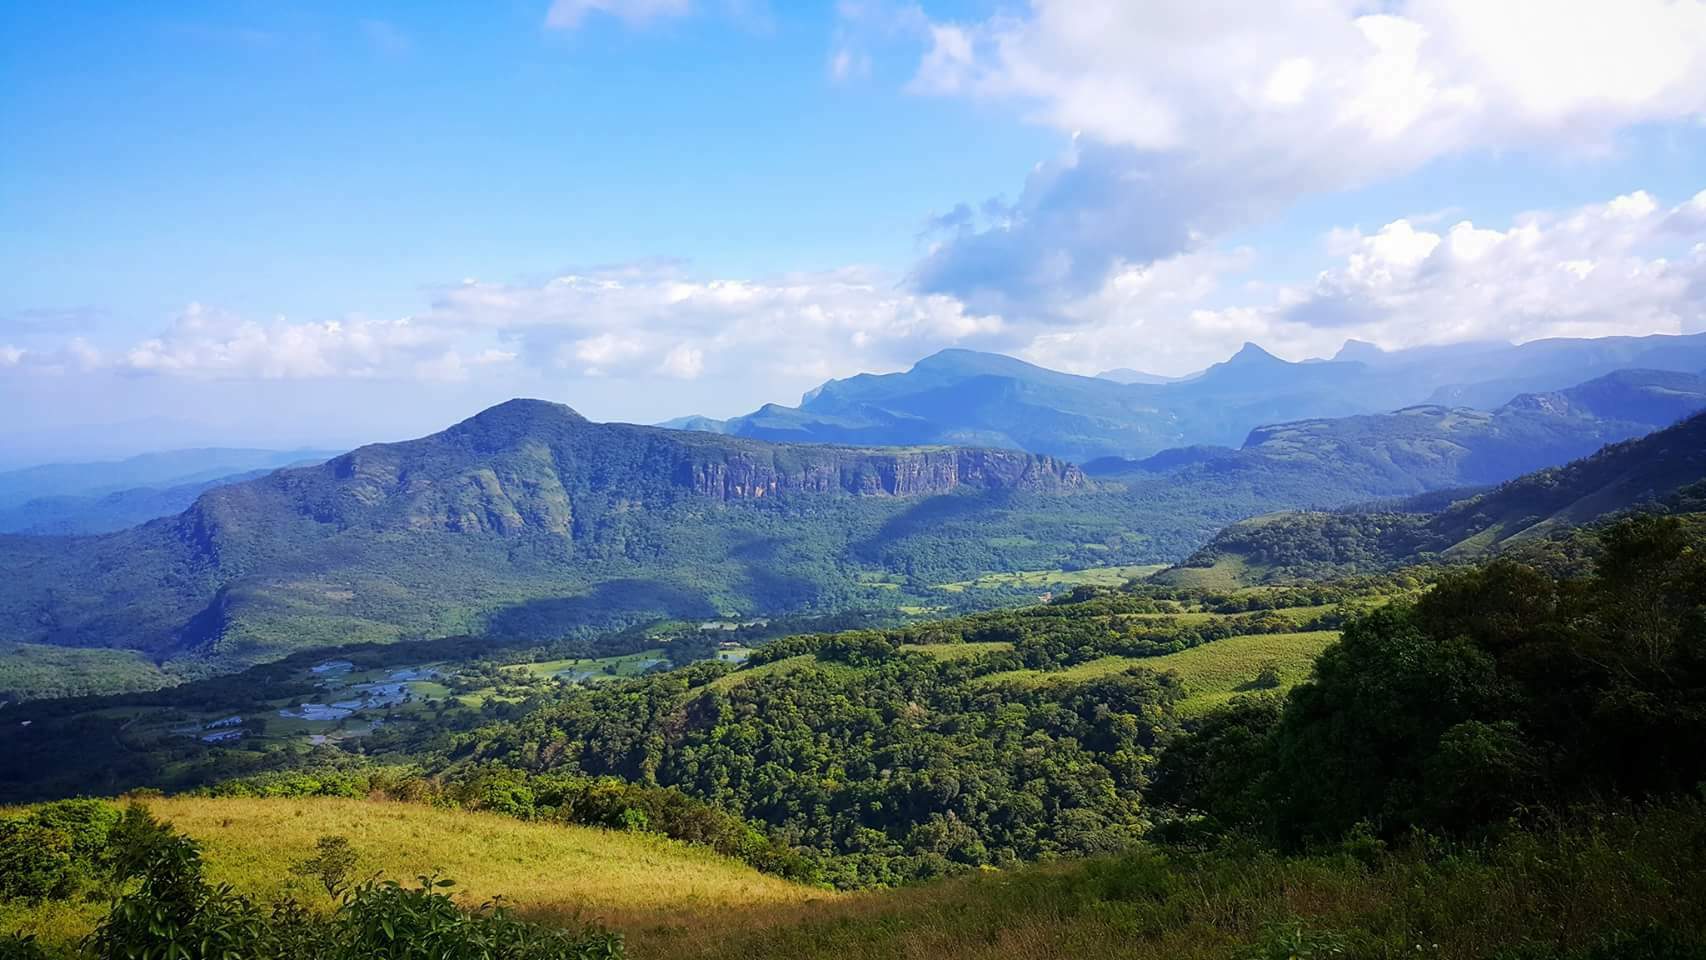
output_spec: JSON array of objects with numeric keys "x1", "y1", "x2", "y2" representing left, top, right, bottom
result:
[{"x1": 4, "y1": 1, "x2": 1706, "y2": 462}]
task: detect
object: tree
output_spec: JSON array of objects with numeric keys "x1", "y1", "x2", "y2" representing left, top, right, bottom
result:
[{"x1": 291, "y1": 835, "x2": 360, "y2": 898}]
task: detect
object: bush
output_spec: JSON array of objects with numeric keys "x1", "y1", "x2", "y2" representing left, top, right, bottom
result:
[
  {"x1": 291, "y1": 834, "x2": 361, "y2": 897},
  {"x1": 84, "y1": 821, "x2": 624, "y2": 960},
  {"x1": 0, "y1": 799, "x2": 121, "y2": 903}
]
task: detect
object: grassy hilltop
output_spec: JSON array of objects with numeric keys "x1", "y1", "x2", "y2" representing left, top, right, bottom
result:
[{"x1": 1, "y1": 795, "x2": 822, "y2": 956}]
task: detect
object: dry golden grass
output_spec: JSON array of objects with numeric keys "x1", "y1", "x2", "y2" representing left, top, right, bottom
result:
[{"x1": 1, "y1": 796, "x2": 829, "y2": 955}]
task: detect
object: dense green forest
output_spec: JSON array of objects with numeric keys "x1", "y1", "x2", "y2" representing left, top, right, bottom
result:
[{"x1": 7, "y1": 516, "x2": 1706, "y2": 958}]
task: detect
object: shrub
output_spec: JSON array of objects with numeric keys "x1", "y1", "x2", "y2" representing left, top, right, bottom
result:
[{"x1": 291, "y1": 834, "x2": 361, "y2": 897}]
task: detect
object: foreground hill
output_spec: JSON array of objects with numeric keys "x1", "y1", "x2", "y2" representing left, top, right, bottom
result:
[
  {"x1": 0, "y1": 399, "x2": 1113, "y2": 673},
  {"x1": 1163, "y1": 406, "x2": 1706, "y2": 586},
  {"x1": 0, "y1": 795, "x2": 820, "y2": 955},
  {"x1": 9, "y1": 793, "x2": 1702, "y2": 960},
  {"x1": 670, "y1": 334, "x2": 1706, "y2": 461}
]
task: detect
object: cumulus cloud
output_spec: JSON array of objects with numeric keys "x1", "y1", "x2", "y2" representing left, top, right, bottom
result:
[
  {"x1": 421, "y1": 265, "x2": 1006, "y2": 383},
  {"x1": 10, "y1": 190, "x2": 1702, "y2": 410},
  {"x1": 118, "y1": 303, "x2": 469, "y2": 380},
  {"x1": 908, "y1": 0, "x2": 1706, "y2": 307},
  {"x1": 1020, "y1": 188, "x2": 1706, "y2": 376},
  {"x1": 544, "y1": 0, "x2": 692, "y2": 28}
]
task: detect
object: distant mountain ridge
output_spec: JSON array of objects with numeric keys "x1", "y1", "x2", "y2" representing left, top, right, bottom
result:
[
  {"x1": 1162, "y1": 406, "x2": 1706, "y2": 586},
  {"x1": 0, "y1": 468, "x2": 292, "y2": 535},
  {"x1": 665, "y1": 334, "x2": 1706, "y2": 462},
  {"x1": 0, "y1": 447, "x2": 337, "y2": 510},
  {"x1": 1093, "y1": 369, "x2": 1706, "y2": 493},
  {"x1": 4, "y1": 366, "x2": 1701, "y2": 680}
]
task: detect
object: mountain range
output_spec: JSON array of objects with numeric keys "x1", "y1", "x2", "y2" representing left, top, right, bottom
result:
[
  {"x1": 0, "y1": 400, "x2": 1108, "y2": 673},
  {"x1": 4, "y1": 346, "x2": 1705, "y2": 687},
  {"x1": 0, "y1": 448, "x2": 335, "y2": 535},
  {"x1": 667, "y1": 333, "x2": 1706, "y2": 462},
  {"x1": 1163, "y1": 406, "x2": 1706, "y2": 587}
]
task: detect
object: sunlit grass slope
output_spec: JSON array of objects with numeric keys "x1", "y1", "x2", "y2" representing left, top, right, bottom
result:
[
  {"x1": 651, "y1": 802, "x2": 1706, "y2": 960},
  {"x1": 0, "y1": 796, "x2": 827, "y2": 954},
  {"x1": 974, "y1": 630, "x2": 1338, "y2": 713},
  {"x1": 1147, "y1": 629, "x2": 1339, "y2": 715}
]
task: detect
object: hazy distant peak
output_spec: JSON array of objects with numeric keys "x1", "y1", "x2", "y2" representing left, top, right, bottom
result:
[
  {"x1": 910, "y1": 348, "x2": 1043, "y2": 377},
  {"x1": 1227, "y1": 341, "x2": 1284, "y2": 365},
  {"x1": 1334, "y1": 339, "x2": 1385, "y2": 362},
  {"x1": 1096, "y1": 367, "x2": 1177, "y2": 385}
]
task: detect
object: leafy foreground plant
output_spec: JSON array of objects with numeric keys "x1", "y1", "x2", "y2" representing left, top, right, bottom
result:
[{"x1": 16, "y1": 807, "x2": 625, "y2": 960}]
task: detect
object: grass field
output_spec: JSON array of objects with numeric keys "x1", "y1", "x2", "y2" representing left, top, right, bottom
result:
[
  {"x1": 973, "y1": 630, "x2": 1339, "y2": 714},
  {"x1": 708, "y1": 654, "x2": 868, "y2": 691},
  {"x1": 1146, "y1": 630, "x2": 1338, "y2": 715},
  {"x1": 0, "y1": 796, "x2": 826, "y2": 955},
  {"x1": 934, "y1": 564, "x2": 1167, "y2": 593},
  {"x1": 512, "y1": 649, "x2": 669, "y2": 681},
  {"x1": 1150, "y1": 555, "x2": 1262, "y2": 591},
  {"x1": 650, "y1": 801, "x2": 1706, "y2": 960}
]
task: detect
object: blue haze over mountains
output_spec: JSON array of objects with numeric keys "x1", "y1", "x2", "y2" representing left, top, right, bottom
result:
[
  {"x1": 2, "y1": 333, "x2": 1706, "y2": 684},
  {"x1": 664, "y1": 333, "x2": 1706, "y2": 463}
]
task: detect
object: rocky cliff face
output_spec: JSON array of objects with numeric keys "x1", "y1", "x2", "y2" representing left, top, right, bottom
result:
[
  {"x1": 677, "y1": 447, "x2": 1084, "y2": 501},
  {"x1": 183, "y1": 399, "x2": 1088, "y2": 541}
]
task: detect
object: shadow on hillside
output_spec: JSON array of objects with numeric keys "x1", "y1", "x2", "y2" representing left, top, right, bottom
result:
[
  {"x1": 731, "y1": 535, "x2": 831, "y2": 609},
  {"x1": 849, "y1": 491, "x2": 1013, "y2": 563},
  {"x1": 484, "y1": 579, "x2": 720, "y2": 639}
]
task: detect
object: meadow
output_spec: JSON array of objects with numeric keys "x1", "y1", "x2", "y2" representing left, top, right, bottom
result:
[
  {"x1": 8, "y1": 794, "x2": 1701, "y2": 960},
  {"x1": 970, "y1": 630, "x2": 1339, "y2": 715},
  {"x1": 0, "y1": 796, "x2": 825, "y2": 956}
]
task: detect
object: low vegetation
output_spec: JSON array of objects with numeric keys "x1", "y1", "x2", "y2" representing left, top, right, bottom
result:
[{"x1": 1, "y1": 796, "x2": 819, "y2": 957}]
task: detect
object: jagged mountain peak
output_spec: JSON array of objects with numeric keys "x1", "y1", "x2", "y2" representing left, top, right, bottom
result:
[{"x1": 1227, "y1": 341, "x2": 1285, "y2": 365}]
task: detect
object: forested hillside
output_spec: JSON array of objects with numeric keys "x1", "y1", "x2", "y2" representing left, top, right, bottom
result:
[
  {"x1": 3, "y1": 369, "x2": 1699, "y2": 693},
  {"x1": 1164, "y1": 408, "x2": 1706, "y2": 586}
]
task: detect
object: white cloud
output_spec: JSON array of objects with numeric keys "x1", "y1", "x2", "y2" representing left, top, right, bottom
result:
[
  {"x1": 659, "y1": 343, "x2": 705, "y2": 379},
  {"x1": 11, "y1": 190, "x2": 1702, "y2": 410},
  {"x1": 544, "y1": 0, "x2": 692, "y2": 29},
  {"x1": 118, "y1": 303, "x2": 465, "y2": 380},
  {"x1": 1020, "y1": 188, "x2": 1706, "y2": 376},
  {"x1": 908, "y1": 0, "x2": 1706, "y2": 307},
  {"x1": 424, "y1": 264, "x2": 1005, "y2": 382}
]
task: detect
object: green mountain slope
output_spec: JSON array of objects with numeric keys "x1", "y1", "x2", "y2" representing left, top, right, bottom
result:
[
  {"x1": 1165, "y1": 406, "x2": 1706, "y2": 585},
  {"x1": 0, "y1": 400, "x2": 1115, "y2": 672}
]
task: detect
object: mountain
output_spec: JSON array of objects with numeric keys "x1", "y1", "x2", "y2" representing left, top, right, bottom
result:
[
  {"x1": 0, "y1": 448, "x2": 336, "y2": 511},
  {"x1": 1094, "y1": 368, "x2": 1706, "y2": 491},
  {"x1": 0, "y1": 399, "x2": 1107, "y2": 672},
  {"x1": 7, "y1": 368, "x2": 1699, "y2": 679},
  {"x1": 671, "y1": 334, "x2": 1706, "y2": 463},
  {"x1": 0, "y1": 465, "x2": 333, "y2": 535},
  {"x1": 1163, "y1": 406, "x2": 1706, "y2": 586},
  {"x1": 1096, "y1": 367, "x2": 1193, "y2": 385}
]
